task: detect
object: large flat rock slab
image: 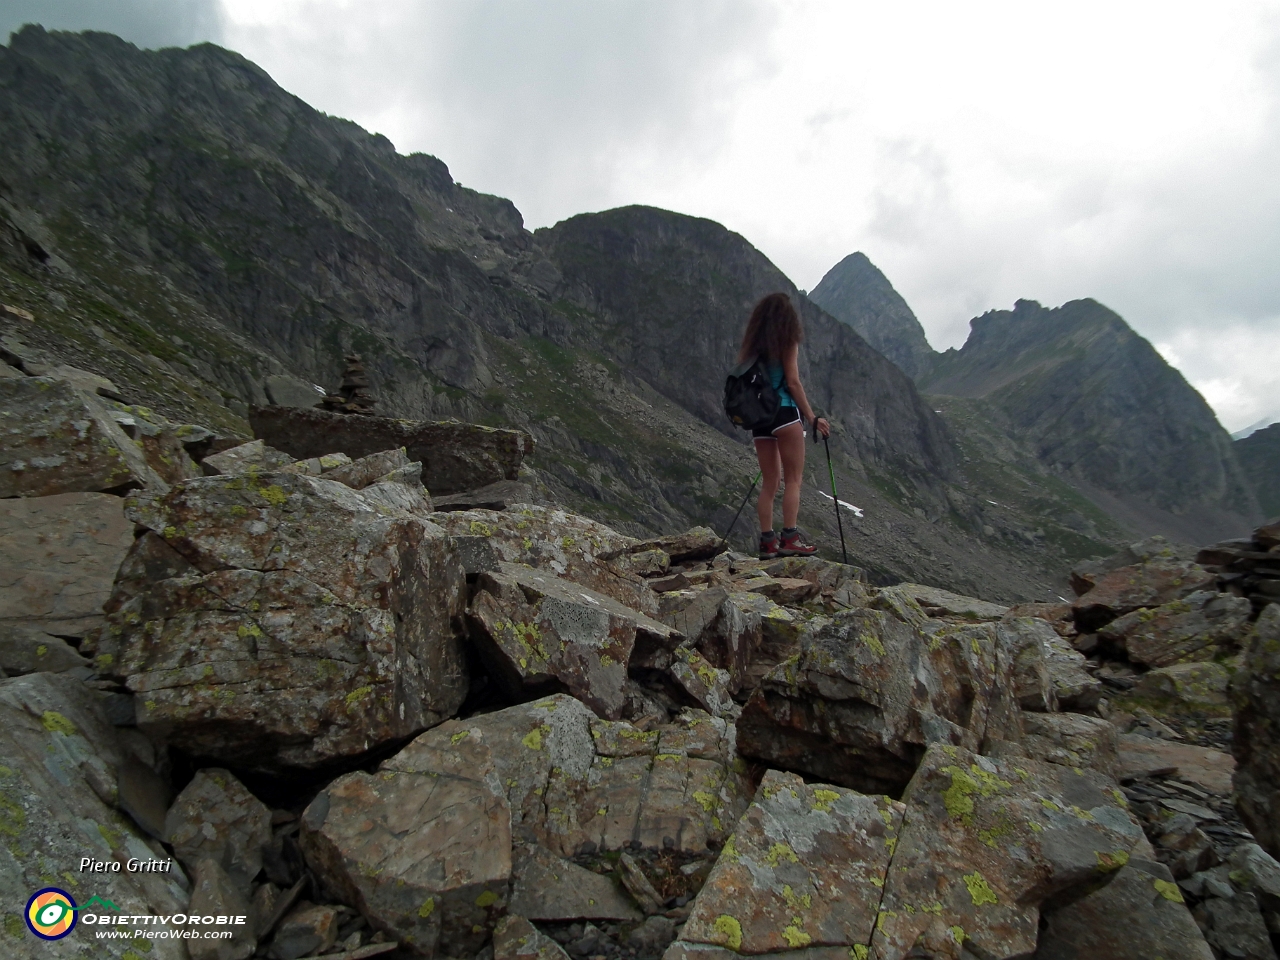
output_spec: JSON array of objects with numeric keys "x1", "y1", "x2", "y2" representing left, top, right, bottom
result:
[
  {"x1": 94, "y1": 472, "x2": 467, "y2": 770},
  {"x1": 869, "y1": 745, "x2": 1144, "y2": 960},
  {"x1": 1231, "y1": 604, "x2": 1280, "y2": 859},
  {"x1": 736, "y1": 604, "x2": 1021, "y2": 796},
  {"x1": 0, "y1": 492, "x2": 134, "y2": 637},
  {"x1": 1032, "y1": 853, "x2": 1214, "y2": 960},
  {"x1": 468, "y1": 562, "x2": 677, "y2": 720},
  {"x1": 430, "y1": 504, "x2": 657, "y2": 615},
  {"x1": 303, "y1": 696, "x2": 750, "y2": 955},
  {"x1": 0, "y1": 673, "x2": 189, "y2": 959},
  {"x1": 1117, "y1": 734, "x2": 1235, "y2": 796},
  {"x1": 0, "y1": 376, "x2": 159, "y2": 497},
  {"x1": 249, "y1": 405, "x2": 534, "y2": 496},
  {"x1": 680, "y1": 770, "x2": 903, "y2": 955}
]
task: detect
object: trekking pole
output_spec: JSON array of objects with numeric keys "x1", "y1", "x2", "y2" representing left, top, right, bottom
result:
[
  {"x1": 718, "y1": 471, "x2": 761, "y2": 552},
  {"x1": 814, "y1": 419, "x2": 848, "y2": 564}
]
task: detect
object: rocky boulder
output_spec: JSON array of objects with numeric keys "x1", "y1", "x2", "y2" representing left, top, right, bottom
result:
[
  {"x1": 165, "y1": 768, "x2": 272, "y2": 892},
  {"x1": 604, "y1": 527, "x2": 724, "y2": 565},
  {"x1": 1125, "y1": 661, "x2": 1232, "y2": 720},
  {"x1": 736, "y1": 603, "x2": 1021, "y2": 796},
  {"x1": 301, "y1": 696, "x2": 748, "y2": 956},
  {"x1": 0, "y1": 376, "x2": 162, "y2": 497},
  {"x1": 0, "y1": 672, "x2": 189, "y2": 958},
  {"x1": 1033, "y1": 844, "x2": 1214, "y2": 959},
  {"x1": 467, "y1": 562, "x2": 678, "y2": 720},
  {"x1": 430, "y1": 504, "x2": 657, "y2": 615},
  {"x1": 0, "y1": 492, "x2": 135, "y2": 638},
  {"x1": 202, "y1": 439, "x2": 295, "y2": 476},
  {"x1": 0, "y1": 623, "x2": 90, "y2": 674},
  {"x1": 1069, "y1": 535, "x2": 1196, "y2": 597},
  {"x1": 677, "y1": 770, "x2": 903, "y2": 956},
  {"x1": 1071, "y1": 558, "x2": 1216, "y2": 632},
  {"x1": 1098, "y1": 589, "x2": 1254, "y2": 667},
  {"x1": 869, "y1": 744, "x2": 1144, "y2": 959},
  {"x1": 93, "y1": 471, "x2": 468, "y2": 770},
  {"x1": 894, "y1": 582, "x2": 1009, "y2": 620},
  {"x1": 249, "y1": 405, "x2": 534, "y2": 496},
  {"x1": 1005, "y1": 618, "x2": 1101, "y2": 712},
  {"x1": 1233, "y1": 604, "x2": 1280, "y2": 860},
  {"x1": 1020, "y1": 712, "x2": 1121, "y2": 779}
]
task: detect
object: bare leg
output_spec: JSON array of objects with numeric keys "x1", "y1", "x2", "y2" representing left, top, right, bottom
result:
[
  {"x1": 754, "y1": 437, "x2": 781, "y2": 533},
  {"x1": 776, "y1": 422, "x2": 807, "y2": 529}
]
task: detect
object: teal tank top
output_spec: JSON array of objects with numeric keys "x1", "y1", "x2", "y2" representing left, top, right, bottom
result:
[{"x1": 767, "y1": 362, "x2": 797, "y2": 408}]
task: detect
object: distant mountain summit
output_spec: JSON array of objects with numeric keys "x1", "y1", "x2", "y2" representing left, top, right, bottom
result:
[
  {"x1": 1237, "y1": 423, "x2": 1280, "y2": 517},
  {"x1": 809, "y1": 252, "x2": 936, "y2": 380},
  {"x1": 919, "y1": 298, "x2": 1259, "y2": 538}
]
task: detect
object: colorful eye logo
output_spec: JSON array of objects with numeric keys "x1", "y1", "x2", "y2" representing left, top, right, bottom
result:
[{"x1": 25, "y1": 888, "x2": 78, "y2": 940}]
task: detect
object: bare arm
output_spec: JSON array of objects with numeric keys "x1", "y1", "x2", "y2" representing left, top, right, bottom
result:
[{"x1": 782, "y1": 344, "x2": 830, "y2": 436}]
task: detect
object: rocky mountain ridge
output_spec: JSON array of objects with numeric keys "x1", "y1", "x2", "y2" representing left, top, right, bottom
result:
[
  {"x1": 1, "y1": 358, "x2": 1277, "y2": 959},
  {"x1": 917, "y1": 298, "x2": 1259, "y2": 543},
  {"x1": 0, "y1": 24, "x2": 1146, "y2": 602},
  {"x1": 1237, "y1": 423, "x2": 1280, "y2": 518}
]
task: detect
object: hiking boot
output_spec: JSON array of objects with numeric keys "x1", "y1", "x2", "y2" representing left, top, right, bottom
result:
[
  {"x1": 777, "y1": 527, "x2": 818, "y2": 557},
  {"x1": 758, "y1": 531, "x2": 779, "y2": 560}
]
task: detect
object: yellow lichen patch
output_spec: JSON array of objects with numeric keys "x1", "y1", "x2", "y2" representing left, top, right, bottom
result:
[
  {"x1": 962, "y1": 872, "x2": 998, "y2": 906},
  {"x1": 812, "y1": 789, "x2": 840, "y2": 812},
  {"x1": 620, "y1": 728, "x2": 658, "y2": 742},
  {"x1": 419, "y1": 897, "x2": 435, "y2": 918},
  {"x1": 1095, "y1": 850, "x2": 1130, "y2": 873},
  {"x1": 97, "y1": 822, "x2": 122, "y2": 849},
  {"x1": 41, "y1": 712, "x2": 77, "y2": 736},
  {"x1": 0, "y1": 794, "x2": 25, "y2": 838},
  {"x1": 941, "y1": 765, "x2": 1011, "y2": 823},
  {"x1": 345, "y1": 686, "x2": 373, "y2": 710},
  {"x1": 1153, "y1": 879, "x2": 1184, "y2": 902},
  {"x1": 475, "y1": 890, "x2": 499, "y2": 908},
  {"x1": 710, "y1": 915, "x2": 743, "y2": 951},
  {"x1": 692, "y1": 791, "x2": 716, "y2": 812},
  {"x1": 451, "y1": 730, "x2": 471, "y2": 744},
  {"x1": 237, "y1": 623, "x2": 263, "y2": 639},
  {"x1": 781, "y1": 885, "x2": 812, "y2": 910},
  {"x1": 720, "y1": 835, "x2": 740, "y2": 863},
  {"x1": 782, "y1": 924, "x2": 811, "y2": 947},
  {"x1": 522, "y1": 725, "x2": 550, "y2": 751},
  {"x1": 949, "y1": 926, "x2": 965, "y2": 944},
  {"x1": 765, "y1": 842, "x2": 799, "y2": 867},
  {"x1": 851, "y1": 946, "x2": 869, "y2": 960},
  {"x1": 259, "y1": 485, "x2": 288, "y2": 507},
  {"x1": 860, "y1": 632, "x2": 886, "y2": 656}
]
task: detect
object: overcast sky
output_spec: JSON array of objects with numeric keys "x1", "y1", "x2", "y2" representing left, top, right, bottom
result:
[{"x1": 4, "y1": 0, "x2": 1278, "y2": 432}]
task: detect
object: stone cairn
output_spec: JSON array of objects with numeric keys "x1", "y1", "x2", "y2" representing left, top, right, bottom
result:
[
  {"x1": 321, "y1": 354, "x2": 377, "y2": 415},
  {"x1": 1196, "y1": 520, "x2": 1280, "y2": 616}
]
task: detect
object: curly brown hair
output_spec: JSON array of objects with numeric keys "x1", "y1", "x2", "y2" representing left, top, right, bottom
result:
[{"x1": 737, "y1": 292, "x2": 803, "y2": 364}]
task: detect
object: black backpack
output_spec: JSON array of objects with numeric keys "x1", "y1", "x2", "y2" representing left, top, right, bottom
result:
[{"x1": 723, "y1": 356, "x2": 779, "y2": 430}]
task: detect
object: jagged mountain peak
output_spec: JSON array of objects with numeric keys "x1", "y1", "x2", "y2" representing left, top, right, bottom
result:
[
  {"x1": 808, "y1": 250, "x2": 935, "y2": 380},
  {"x1": 921, "y1": 297, "x2": 1258, "y2": 537}
]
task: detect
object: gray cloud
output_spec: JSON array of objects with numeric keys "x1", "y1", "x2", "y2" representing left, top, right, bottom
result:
[
  {"x1": 0, "y1": 0, "x2": 223, "y2": 48},
  {"x1": 3, "y1": 1, "x2": 1276, "y2": 431},
  {"x1": 222, "y1": 0, "x2": 776, "y2": 229}
]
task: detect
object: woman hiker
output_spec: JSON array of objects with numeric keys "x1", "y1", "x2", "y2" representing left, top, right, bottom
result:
[{"x1": 737, "y1": 292, "x2": 830, "y2": 559}]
